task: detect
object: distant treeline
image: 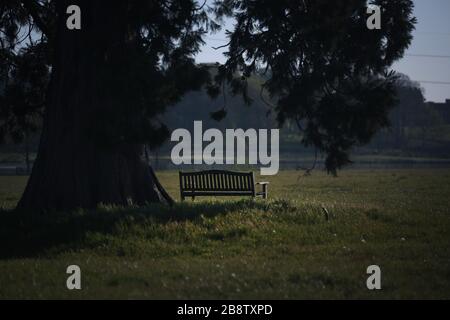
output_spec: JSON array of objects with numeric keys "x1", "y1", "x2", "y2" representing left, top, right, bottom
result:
[
  {"x1": 2, "y1": 73, "x2": 450, "y2": 163},
  {"x1": 369, "y1": 75, "x2": 450, "y2": 157},
  {"x1": 159, "y1": 72, "x2": 450, "y2": 158}
]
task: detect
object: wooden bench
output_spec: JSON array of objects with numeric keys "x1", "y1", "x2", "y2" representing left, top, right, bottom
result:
[{"x1": 179, "y1": 170, "x2": 269, "y2": 201}]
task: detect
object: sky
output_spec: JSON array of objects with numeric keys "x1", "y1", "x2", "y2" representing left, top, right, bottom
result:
[{"x1": 196, "y1": 0, "x2": 450, "y2": 103}]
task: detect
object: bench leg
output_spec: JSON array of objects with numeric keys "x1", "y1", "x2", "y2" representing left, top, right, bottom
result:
[{"x1": 262, "y1": 184, "x2": 268, "y2": 200}]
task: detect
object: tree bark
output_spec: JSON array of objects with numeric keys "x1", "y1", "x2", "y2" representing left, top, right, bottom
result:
[
  {"x1": 18, "y1": 1, "x2": 173, "y2": 211},
  {"x1": 24, "y1": 129, "x2": 30, "y2": 174}
]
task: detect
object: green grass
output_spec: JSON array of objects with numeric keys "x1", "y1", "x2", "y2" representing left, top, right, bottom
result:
[{"x1": 1, "y1": 169, "x2": 450, "y2": 299}]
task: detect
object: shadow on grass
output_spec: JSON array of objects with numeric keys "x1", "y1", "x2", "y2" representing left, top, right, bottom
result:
[{"x1": 0, "y1": 199, "x2": 282, "y2": 259}]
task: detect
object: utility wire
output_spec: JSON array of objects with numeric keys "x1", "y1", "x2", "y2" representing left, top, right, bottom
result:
[
  {"x1": 204, "y1": 37, "x2": 450, "y2": 60},
  {"x1": 203, "y1": 38, "x2": 450, "y2": 85},
  {"x1": 415, "y1": 31, "x2": 450, "y2": 37},
  {"x1": 416, "y1": 80, "x2": 450, "y2": 85},
  {"x1": 406, "y1": 54, "x2": 450, "y2": 59}
]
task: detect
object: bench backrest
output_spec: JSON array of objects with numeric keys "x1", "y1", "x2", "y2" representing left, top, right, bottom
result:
[{"x1": 179, "y1": 170, "x2": 255, "y2": 194}]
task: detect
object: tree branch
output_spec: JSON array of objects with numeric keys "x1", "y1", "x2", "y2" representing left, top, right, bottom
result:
[
  {"x1": 212, "y1": 41, "x2": 231, "y2": 50},
  {"x1": 20, "y1": 0, "x2": 51, "y2": 37},
  {"x1": 194, "y1": 0, "x2": 207, "y2": 11}
]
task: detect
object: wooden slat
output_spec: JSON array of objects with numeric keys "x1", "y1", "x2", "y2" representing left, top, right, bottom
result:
[
  {"x1": 180, "y1": 171, "x2": 258, "y2": 197},
  {"x1": 201, "y1": 174, "x2": 205, "y2": 190},
  {"x1": 209, "y1": 173, "x2": 213, "y2": 190},
  {"x1": 182, "y1": 191, "x2": 254, "y2": 197}
]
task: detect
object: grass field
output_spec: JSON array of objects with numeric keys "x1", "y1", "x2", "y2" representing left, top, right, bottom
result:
[{"x1": 0, "y1": 169, "x2": 450, "y2": 299}]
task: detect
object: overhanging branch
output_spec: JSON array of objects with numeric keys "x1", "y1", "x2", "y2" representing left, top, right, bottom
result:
[{"x1": 20, "y1": 0, "x2": 51, "y2": 38}]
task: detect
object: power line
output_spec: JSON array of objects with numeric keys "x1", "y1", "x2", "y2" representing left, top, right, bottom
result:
[
  {"x1": 205, "y1": 31, "x2": 450, "y2": 41},
  {"x1": 203, "y1": 39, "x2": 450, "y2": 60},
  {"x1": 416, "y1": 80, "x2": 450, "y2": 85},
  {"x1": 415, "y1": 31, "x2": 450, "y2": 37},
  {"x1": 406, "y1": 54, "x2": 450, "y2": 59},
  {"x1": 202, "y1": 38, "x2": 450, "y2": 85}
]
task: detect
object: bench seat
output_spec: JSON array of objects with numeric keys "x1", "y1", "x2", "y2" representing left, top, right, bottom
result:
[{"x1": 179, "y1": 170, "x2": 269, "y2": 201}]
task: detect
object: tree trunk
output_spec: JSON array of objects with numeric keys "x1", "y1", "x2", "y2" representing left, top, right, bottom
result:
[
  {"x1": 24, "y1": 129, "x2": 30, "y2": 174},
  {"x1": 18, "y1": 1, "x2": 173, "y2": 211}
]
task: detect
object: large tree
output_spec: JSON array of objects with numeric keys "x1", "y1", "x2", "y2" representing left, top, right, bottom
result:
[
  {"x1": 211, "y1": 0, "x2": 416, "y2": 174},
  {"x1": 1, "y1": 0, "x2": 416, "y2": 211},
  {"x1": 1, "y1": 0, "x2": 215, "y2": 210}
]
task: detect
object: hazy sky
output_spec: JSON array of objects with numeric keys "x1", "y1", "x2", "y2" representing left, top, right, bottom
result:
[{"x1": 196, "y1": 0, "x2": 450, "y2": 102}]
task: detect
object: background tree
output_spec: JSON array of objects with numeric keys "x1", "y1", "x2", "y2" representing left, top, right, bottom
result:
[
  {"x1": 211, "y1": 0, "x2": 416, "y2": 174},
  {"x1": 391, "y1": 75, "x2": 424, "y2": 148},
  {"x1": 0, "y1": 43, "x2": 49, "y2": 172}
]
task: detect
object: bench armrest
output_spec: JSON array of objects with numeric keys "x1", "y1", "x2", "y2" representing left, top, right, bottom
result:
[{"x1": 257, "y1": 182, "x2": 270, "y2": 185}]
